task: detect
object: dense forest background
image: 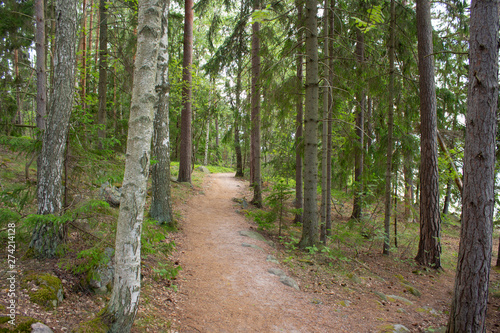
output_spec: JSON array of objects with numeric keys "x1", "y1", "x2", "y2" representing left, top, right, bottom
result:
[{"x1": 0, "y1": 0, "x2": 499, "y2": 331}]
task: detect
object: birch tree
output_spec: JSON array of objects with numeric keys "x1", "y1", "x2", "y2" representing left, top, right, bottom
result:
[
  {"x1": 102, "y1": 0, "x2": 165, "y2": 330},
  {"x1": 150, "y1": 0, "x2": 174, "y2": 227}
]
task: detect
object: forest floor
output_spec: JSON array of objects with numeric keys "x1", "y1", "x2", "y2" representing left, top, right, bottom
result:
[
  {"x1": 0, "y1": 142, "x2": 499, "y2": 332},
  {"x1": 163, "y1": 173, "x2": 500, "y2": 333}
]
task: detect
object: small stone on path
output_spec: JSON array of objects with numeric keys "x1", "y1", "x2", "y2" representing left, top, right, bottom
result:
[
  {"x1": 239, "y1": 230, "x2": 273, "y2": 246},
  {"x1": 241, "y1": 243, "x2": 264, "y2": 251},
  {"x1": 266, "y1": 255, "x2": 279, "y2": 264},
  {"x1": 280, "y1": 276, "x2": 300, "y2": 290},
  {"x1": 268, "y1": 268, "x2": 286, "y2": 277}
]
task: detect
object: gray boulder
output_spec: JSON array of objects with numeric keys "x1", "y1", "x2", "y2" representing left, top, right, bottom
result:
[
  {"x1": 88, "y1": 247, "x2": 115, "y2": 294},
  {"x1": 31, "y1": 323, "x2": 54, "y2": 333},
  {"x1": 197, "y1": 166, "x2": 210, "y2": 173},
  {"x1": 99, "y1": 182, "x2": 122, "y2": 207}
]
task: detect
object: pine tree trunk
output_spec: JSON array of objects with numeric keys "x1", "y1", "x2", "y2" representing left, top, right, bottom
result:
[
  {"x1": 250, "y1": 0, "x2": 262, "y2": 207},
  {"x1": 177, "y1": 0, "x2": 194, "y2": 183},
  {"x1": 447, "y1": 0, "x2": 499, "y2": 330},
  {"x1": 35, "y1": 0, "x2": 46, "y2": 132},
  {"x1": 320, "y1": 0, "x2": 330, "y2": 243},
  {"x1": 150, "y1": 1, "x2": 174, "y2": 227},
  {"x1": 383, "y1": 0, "x2": 395, "y2": 255},
  {"x1": 97, "y1": 0, "x2": 108, "y2": 149},
  {"x1": 299, "y1": 0, "x2": 319, "y2": 249},
  {"x1": 234, "y1": 60, "x2": 244, "y2": 177},
  {"x1": 497, "y1": 234, "x2": 500, "y2": 267},
  {"x1": 403, "y1": 148, "x2": 414, "y2": 221},
  {"x1": 103, "y1": 1, "x2": 165, "y2": 331},
  {"x1": 442, "y1": 176, "x2": 451, "y2": 215},
  {"x1": 204, "y1": 118, "x2": 210, "y2": 165},
  {"x1": 80, "y1": 0, "x2": 87, "y2": 111},
  {"x1": 351, "y1": 29, "x2": 365, "y2": 221},
  {"x1": 415, "y1": 0, "x2": 441, "y2": 269},
  {"x1": 325, "y1": 0, "x2": 334, "y2": 238},
  {"x1": 85, "y1": 0, "x2": 93, "y2": 113},
  {"x1": 31, "y1": 0, "x2": 77, "y2": 258},
  {"x1": 294, "y1": 0, "x2": 303, "y2": 224}
]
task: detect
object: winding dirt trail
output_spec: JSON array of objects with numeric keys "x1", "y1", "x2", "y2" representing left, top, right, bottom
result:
[{"x1": 172, "y1": 173, "x2": 350, "y2": 332}]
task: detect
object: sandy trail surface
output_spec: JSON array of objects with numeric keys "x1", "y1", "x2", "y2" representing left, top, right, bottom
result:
[{"x1": 172, "y1": 173, "x2": 349, "y2": 332}]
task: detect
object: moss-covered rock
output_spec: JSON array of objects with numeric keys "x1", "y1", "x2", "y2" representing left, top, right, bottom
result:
[
  {"x1": 86, "y1": 248, "x2": 114, "y2": 294},
  {"x1": 23, "y1": 273, "x2": 64, "y2": 310},
  {"x1": 377, "y1": 324, "x2": 410, "y2": 333},
  {"x1": 402, "y1": 283, "x2": 422, "y2": 297}
]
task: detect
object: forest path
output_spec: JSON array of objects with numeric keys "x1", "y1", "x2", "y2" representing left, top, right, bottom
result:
[{"x1": 172, "y1": 173, "x2": 346, "y2": 332}]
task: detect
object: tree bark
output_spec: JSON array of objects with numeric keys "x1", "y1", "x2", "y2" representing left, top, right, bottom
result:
[
  {"x1": 150, "y1": 0, "x2": 174, "y2": 227},
  {"x1": 250, "y1": 0, "x2": 262, "y2": 207},
  {"x1": 31, "y1": 0, "x2": 78, "y2": 258},
  {"x1": 234, "y1": 59, "x2": 244, "y2": 177},
  {"x1": 320, "y1": 0, "x2": 330, "y2": 243},
  {"x1": 383, "y1": 0, "x2": 395, "y2": 255},
  {"x1": 204, "y1": 118, "x2": 210, "y2": 165},
  {"x1": 103, "y1": 1, "x2": 165, "y2": 331},
  {"x1": 97, "y1": 0, "x2": 108, "y2": 149},
  {"x1": 294, "y1": 0, "x2": 304, "y2": 224},
  {"x1": 79, "y1": 0, "x2": 87, "y2": 112},
  {"x1": 35, "y1": 0, "x2": 46, "y2": 132},
  {"x1": 177, "y1": 0, "x2": 194, "y2": 183},
  {"x1": 325, "y1": 0, "x2": 334, "y2": 239},
  {"x1": 447, "y1": 0, "x2": 499, "y2": 330},
  {"x1": 299, "y1": 0, "x2": 319, "y2": 249},
  {"x1": 415, "y1": 0, "x2": 441, "y2": 269},
  {"x1": 497, "y1": 234, "x2": 500, "y2": 267},
  {"x1": 351, "y1": 29, "x2": 365, "y2": 221}
]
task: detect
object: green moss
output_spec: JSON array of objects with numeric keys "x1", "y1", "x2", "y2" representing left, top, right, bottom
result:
[
  {"x1": 402, "y1": 283, "x2": 422, "y2": 297},
  {"x1": 377, "y1": 324, "x2": 395, "y2": 333},
  {"x1": 24, "y1": 273, "x2": 63, "y2": 310},
  {"x1": 0, "y1": 316, "x2": 37, "y2": 333},
  {"x1": 71, "y1": 316, "x2": 109, "y2": 333},
  {"x1": 21, "y1": 248, "x2": 35, "y2": 260}
]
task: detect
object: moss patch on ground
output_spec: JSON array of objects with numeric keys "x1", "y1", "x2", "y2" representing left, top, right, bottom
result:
[
  {"x1": 0, "y1": 316, "x2": 38, "y2": 332},
  {"x1": 23, "y1": 273, "x2": 64, "y2": 310}
]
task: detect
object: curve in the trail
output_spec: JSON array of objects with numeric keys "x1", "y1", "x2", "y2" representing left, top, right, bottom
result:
[{"x1": 174, "y1": 173, "x2": 349, "y2": 333}]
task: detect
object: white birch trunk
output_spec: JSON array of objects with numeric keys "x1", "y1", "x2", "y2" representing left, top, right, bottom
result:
[
  {"x1": 150, "y1": 0, "x2": 174, "y2": 226},
  {"x1": 104, "y1": 0, "x2": 165, "y2": 331}
]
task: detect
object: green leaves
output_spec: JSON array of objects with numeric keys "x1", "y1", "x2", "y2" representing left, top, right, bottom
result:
[
  {"x1": 251, "y1": 4, "x2": 273, "y2": 24},
  {"x1": 352, "y1": 5, "x2": 384, "y2": 33}
]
